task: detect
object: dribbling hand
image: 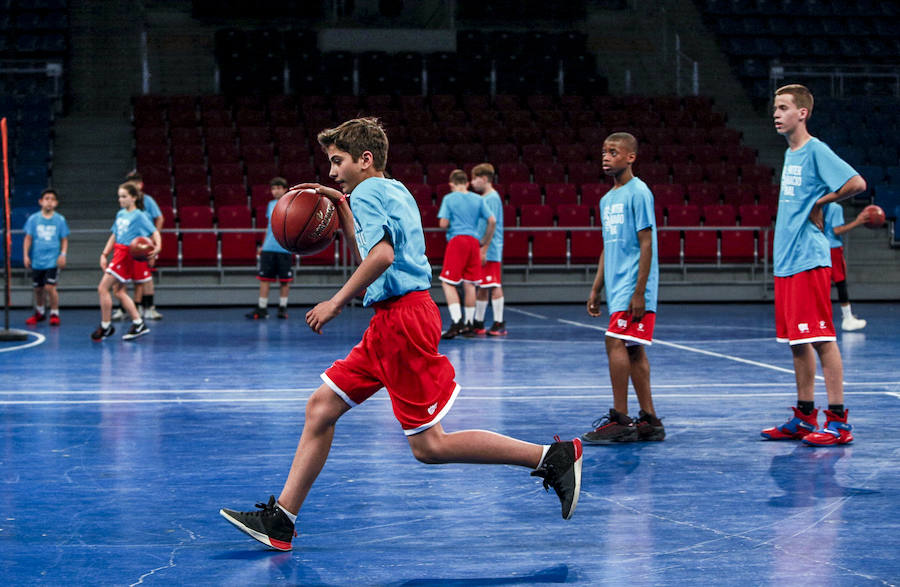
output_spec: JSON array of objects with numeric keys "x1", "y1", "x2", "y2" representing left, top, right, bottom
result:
[
  {"x1": 306, "y1": 299, "x2": 342, "y2": 334},
  {"x1": 292, "y1": 182, "x2": 344, "y2": 204}
]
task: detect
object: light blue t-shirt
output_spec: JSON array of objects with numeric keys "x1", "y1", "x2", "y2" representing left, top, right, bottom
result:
[
  {"x1": 824, "y1": 201, "x2": 845, "y2": 249},
  {"x1": 261, "y1": 198, "x2": 291, "y2": 254},
  {"x1": 774, "y1": 138, "x2": 857, "y2": 277},
  {"x1": 350, "y1": 177, "x2": 433, "y2": 306},
  {"x1": 598, "y1": 177, "x2": 659, "y2": 314},
  {"x1": 475, "y1": 189, "x2": 504, "y2": 262},
  {"x1": 24, "y1": 211, "x2": 69, "y2": 270},
  {"x1": 143, "y1": 193, "x2": 162, "y2": 223},
  {"x1": 111, "y1": 208, "x2": 157, "y2": 245},
  {"x1": 437, "y1": 190, "x2": 493, "y2": 241}
]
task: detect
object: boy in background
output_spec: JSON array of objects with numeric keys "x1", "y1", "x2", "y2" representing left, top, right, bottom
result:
[
  {"x1": 470, "y1": 163, "x2": 506, "y2": 336},
  {"x1": 437, "y1": 169, "x2": 495, "y2": 339},
  {"x1": 246, "y1": 177, "x2": 293, "y2": 319},
  {"x1": 582, "y1": 132, "x2": 665, "y2": 444},
  {"x1": 23, "y1": 189, "x2": 69, "y2": 326},
  {"x1": 823, "y1": 201, "x2": 867, "y2": 331}
]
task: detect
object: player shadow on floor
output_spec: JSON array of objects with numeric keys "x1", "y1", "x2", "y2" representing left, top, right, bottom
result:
[
  {"x1": 393, "y1": 563, "x2": 571, "y2": 585},
  {"x1": 767, "y1": 445, "x2": 878, "y2": 508},
  {"x1": 581, "y1": 444, "x2": 643, "y2": 486},
  {"x1": 211, "y1": 550, "x2": 329, "y2": 584}
]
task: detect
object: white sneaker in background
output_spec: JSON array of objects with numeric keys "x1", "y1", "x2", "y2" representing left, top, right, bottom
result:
[{"x1": 841, "y1": 315, "x2": 866, "y2": 331}]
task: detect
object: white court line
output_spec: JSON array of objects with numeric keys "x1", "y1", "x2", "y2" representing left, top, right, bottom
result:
[
  {"x1": 0, "y1": 331, "x2": 46, "y2": 353},
  {"x1": 505, "y1": 307, "x2": 549, "y2": 319},
  {"x1": 556, "y1": 318, "x2": 812, "y2": 379}
]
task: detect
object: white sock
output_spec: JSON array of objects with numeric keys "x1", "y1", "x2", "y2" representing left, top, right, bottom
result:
[
  {"x1": 50, "y1": 309, "x2": 59, "y2": 316},
  {"x1": 464, "y1": 306, "x2": 475, "y2": 323},
  {"x1": 36, "y1": 305, "x2": 45, "y2": 314},
  {"x1": 536, "y1": 445, "x2": 551, "y2": 469},
  {"x1": 279, "y1": 297, "x2": 288, "y2": 308},
  {"x1": 277, "y1": 502, "x2": 297, "y2": 524},
  {"x1": 448, "y1": 303, "x2": 462, "y2": 322},
  {"x1": 133, "y1": 318, "x2": 143, "y2": 325},
  {"x1": 101, "y1": 321, "x2": 111, "y2": 329},
  {"x1": 258, "y1": 297, "x2": 268, "y2": 309},
  {"x1": 492, "y1": 296, "x2": 504, "y2": 323},
  {"x1": 475, "y1": 300, "x2": 488, "y2": 321},
  {"x1": 841, "y1": 304, "x2": 852, "y2": 319}
]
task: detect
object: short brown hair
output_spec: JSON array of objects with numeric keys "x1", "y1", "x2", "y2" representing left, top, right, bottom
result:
[
  {"x1": 775, "y1": 84, "x2": 814, "y2": 118},
  {"x1": 269, "y1": 176, "x2": 288, "y2": 188},
  {"x1": 449, "y1": 169, "x2": 468, "y2": 185},
  {"x1": 471, "y1": 163, "x2": 495, "y2": 181},
  {"x1": 317, "y1": 117, "x2": 389, "y2": 171},
  {"x1": 604, "y1": 132, "x2": 638, "y2": 154},
  {"x1": 40, "y1": 188, "x2": 59, "y2": 201},
  {"x1": 125, "y1": 170, "x2": 142, "y2": 182}
]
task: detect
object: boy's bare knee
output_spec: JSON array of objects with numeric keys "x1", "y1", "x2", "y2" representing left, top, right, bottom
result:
[
  {"x1": 304, "y1": 390, "x2": 343, "y2": 428},
  {"x1": 411, "y1": 444, "x2": 442, "y2": 464}
]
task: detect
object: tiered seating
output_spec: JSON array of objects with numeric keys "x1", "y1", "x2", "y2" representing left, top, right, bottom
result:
[{"x1": 133, "y1": 91, "x2": 775, "y2": 268}]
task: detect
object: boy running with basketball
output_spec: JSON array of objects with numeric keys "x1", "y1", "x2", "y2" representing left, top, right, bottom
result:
[
  {"x1": 761, "y1": 84, "x2": 866, "y2": 446},
  {"x1": 470, "y1": 163, "x2": 507, "y2": 336},
  {"x1": 582, "y1": 132, "x2": 665, "y2": 444},
  {"x1": 23, "y1": 189, "x2": 69, "y2": 326},
  {"x1": 824, "y1": 202, "x2": 867, "y2": 331},
  {"x1": 437, "y1": 168, "x2": 495, "y2": 339},
  {"x1": 220, "y1": 118, "x2": 582, "y2": 551}
]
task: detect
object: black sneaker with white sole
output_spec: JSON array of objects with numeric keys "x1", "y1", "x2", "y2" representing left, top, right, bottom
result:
[
  {"x1": 90, "y1": 324, "x2": 115, "y2": 341},
  {"x1": 220, "y1": 495, "x2": 297, "y2": 551},
  {"x1": 122, "y1": 321, "x2": 149, "y2": 340},
  {"x1": 531, "y1": 437, "x2": 583, "y2": 520}
]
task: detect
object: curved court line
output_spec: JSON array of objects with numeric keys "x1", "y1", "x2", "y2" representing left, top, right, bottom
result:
[
  {"x1": 0, "y1": 330, "x2": 46, "y2": 353},
  {"x1": 557, "y1": 318, "x2": 813, "y2": 379}
]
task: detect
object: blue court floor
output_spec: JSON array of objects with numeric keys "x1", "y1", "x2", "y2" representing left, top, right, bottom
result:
[{"x1": 1, "y1": 302, "x2": 899, "y2": 586}]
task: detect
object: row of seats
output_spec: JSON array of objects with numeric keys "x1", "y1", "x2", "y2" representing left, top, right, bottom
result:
[
  {"x1": 0, "y1": 0, "x2": 68, "y2": 58},
  {"x1": 1, "y1": 95, "x2": 54, "y2": 205}
]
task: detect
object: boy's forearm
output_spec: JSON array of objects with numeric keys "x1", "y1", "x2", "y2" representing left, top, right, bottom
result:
[
  {"x1": 336, "y1": 201, "x2": 361, "y2": 265},
  {"x1": 330, "y1": 239, "x2": 393, "y2": 307},
  {"x1": 816, "y1": 175, "x2": 867, "y2": 207}
]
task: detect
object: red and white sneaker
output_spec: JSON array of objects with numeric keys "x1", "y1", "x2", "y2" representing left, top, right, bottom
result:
[
  {"x1": 49, "y1": 314, "x2": 60, "y2": 326},
  {"x1": 25, "y1": 312, "x2": 45, "y2": 325},
  {"x1": 802, "y1": 410, "x2": 853, "y2": 446},
  {"x1": 761, "y1": 407, "x2": 818, "y2": 440}
]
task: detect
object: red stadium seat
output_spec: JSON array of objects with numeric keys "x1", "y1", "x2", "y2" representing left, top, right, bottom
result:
[
  {"x1": 212, "y1": 184, "x2": 248, "y2": 209},
  {"x1": 503, "y1": 204, "x2": 518, "y2": 227},
  {"x1": 570, "y1": 229, "x2": 602, "y2": 263},
  {"x1": 281, "y1": 162, "x2": 317, "y2": 184},
  {"x1": 739, "y1": 204, "x2": 773, "y2": 227},
  {"x1": 220, "y1": 232, "x2": 258, "y2": 266},
  {"x1": 532, "y1": 162, "x2": 565, "y2": 185},
  {"x1": 724, "y1": 183, "x2": 758, "y2": 206},
  {"x1": 390, "y1": 162, "x2": 425, "y2": 184},
  {"x1": 567, "y1": 162, "x2": 602, "y2": 185},
  {"x1": 741, "y1": 165, "x2": 774, "y2": 185},
  {"x1": 544, "y1": 183, "x2": 578, "y2": 206},
  {"x1": 503, "y1": 231, "x2": 530, "y2": 264},
  {"x1": 498, "y1": 162, "x2": 531, "y2": 184},
  {"x1": 519, "y1": 204, "x2": 554, "y2": 227},
  {"x1": 635, "y1": 162, "x2": 670, "y2": 185},
  {"x1": 756, "y1": 184, "x2": 779, "y2": 207},
  {"x1": 652, "y1": 183, "x2": 686, "y2": 208},
  {"x1": 419, "y1": 204, "x2": 439, "y2": 228},
  {"x1": 173, "y1": 164, "x2": 207, "y2": 186},
  {"x1": 207, "y1": 142, "x2": 240, "y2": 164},
  {"x1": 426, "y1": 163, "x2": 457, "y2": 184},
  {"x1": 390, "y1": 143, "x2": 417, "y2": 163},
  {"x1": 671, "y1": 163, "x2": 704, "y2": 185},
  {"x1": 704, "y1": 163, "x2": 739, "y2": 184},
  {"x1": 580, "y1": 183, "x2": 612, "y2": 208},
  {"x1": 407, "y1": 183, "x2": 434, "y2": 206},
  {"x1": 136, "y1": 144, "x2": 169, "y2": 167},
  {"x1": 178, "y1": 205, "x2": 214, "y2": 229},
  {"x1": 657, "y1": 229, "x2": 682, "y2": 263},
  {"x1": 176, "y1": 184, "x2": 211, "y2": 207},
  {"x1": 451, "y1": 143, "x2": 485, "y2": 163},
  {"x1": 556, "y1": 204, "x2": 592, "y2": 227},
  {"x1": 250, "y1": 185, "x2": 273, "y2": 210},
  {"x1": 667, "y1": 204, "x2": 702, "y2": 226},
  {"x1": 424, "y1": 231, "x2": 446, "y2": 263},
  {"x1": 157, "y1": 232, "x2": 179, "y2": 267},
  {"x1": 721, "y1": 229, "x2": 756, "y2": 262},
  {"x1": 686, "y1": 182, "x2": 721, "y2": 207},
  {"x1": 486, "y1": 143, "x2": 519, "y2": 164},
  {"x1": 216, "y1": 205, "x2": 252, "y2": 228},
  {"x1": 703, "y1": 204, "x2": 738, "y2": 226},
  {"x1": 416, "y1": 143, "x2": 449, "y2": 163},
  {"x1": 683, "y1": 229, "x2": 718, "y2": 263},
  {"x1": 241, "y1": 143, "x2": 276, "y2": 164},
  {"x1": 209, "y1": 164, "x2": 245, "y2": 187},
  {"x1": 278, "y1": 143, "x2": 312, "y2": 164},
  {"x1": 245, "y1": 162, "x2": 280, "y2": 186},
  {"x1": 759, "y1": 228, "x2": 774, "y2": 261},
  {"x1": 520, "y1": 144, "x2": 553, "y2": 167},
  {"x1": 531, "y1": 231, "x2": 567, "y2": 264},
  {"x1": 300, "y1": 235, "x2": 339, "y2": 266},
  {"x1": 180, "y1": 232, "x2": 218, "y2": 266},
  {"x1": 170, "y1": 127, "x2": 203, "y2": 146},
  {"x1": 143, "y1": 184, "x2": 173, "y2": 209},
  {"x1": 507, "y1": 183, "x2": 542, "y2": 207}
]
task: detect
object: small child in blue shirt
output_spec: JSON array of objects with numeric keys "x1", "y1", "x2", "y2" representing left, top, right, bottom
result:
[
  {"x1": 219, "y1": 118, "x2": 582, "y2": 552},
  {"x1": 23, "y1": 189, "x2": 69, "y2": 326}
]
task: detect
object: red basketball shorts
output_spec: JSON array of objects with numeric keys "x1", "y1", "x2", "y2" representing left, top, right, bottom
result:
[
  {"x1": 440, "y1": 235, "x2": 482, "y2": 285},
  {"x1": 479, "y1": 261, "x2": 502, "y2": 287},
  {"x1": 775, "y1": 267, "x2": 836, "y2": 344},
  {"x1": 107, "y1": 244, "x2": 152, "y2": 283},
  {"x1": 606, "y1": 310, "x2": 656, "y2": 345},
  {"x1": 321, "y1": 290, "x2": 461, "y2": 435},
  {"x1": 830, "y1": 247, "x2": 847, "y2": 283}
]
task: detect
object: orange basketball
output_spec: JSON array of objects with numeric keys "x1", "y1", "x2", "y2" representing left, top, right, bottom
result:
[
  {"x1": 863, "y1": 204, "x2": 885, "y2": 229},
  {"x1": 129, "y1": 236, "x2": 154, "y2": 261},
  {"x1": 270, "y1": 188, "x2": 339, "y2": 255}
]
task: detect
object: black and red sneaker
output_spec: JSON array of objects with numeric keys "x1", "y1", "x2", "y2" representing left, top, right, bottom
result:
[
  {"x1": 531, "y1": 436, "x2": 583, "y2": 519},
  {"x1": 470, "y1": 320, "x2": 486, "y2": 335},
  {"x1": 25, "y1": 312, "x2": 45, "y2": 325},
  {"x1": 220, "y1": 495, "x2": 297, "y2": 551},
  {"x1": 635, "y1": 410, "x2": 665, "y2": 441},
  {"x1": 581, "y1": 408, "x2": 638, "y2": 444}
]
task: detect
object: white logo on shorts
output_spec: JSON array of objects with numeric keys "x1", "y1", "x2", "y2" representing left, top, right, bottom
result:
[
  {"x1": 638, "y1": 323, "x2": 645, "y2": 331},
  {"x1": 428, "y1": 402, "x2": 438, "y2": 415},
  {"x1": 617, "y1": 319, "x2": 628, "y2": 329},
  {"x1": 798, "y1": 323, "x2": 809, "y2": 333},
  {"x1": 819, "y1": 320, "x2": 826, "y2": 329}
]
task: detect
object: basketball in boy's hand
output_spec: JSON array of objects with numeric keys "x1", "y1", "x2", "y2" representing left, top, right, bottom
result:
[
  {"x1": 270, "y1": 188, "x2": 339, "y2": 255},
  {"x1": 129, "y1": 236, "x2": 154, "y2": 261},
  {"x1": 863, "y1": 204, "x2": 885, "y2": 228}
]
